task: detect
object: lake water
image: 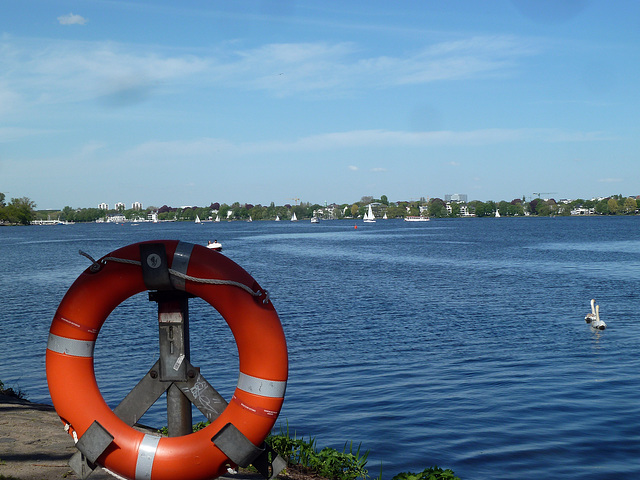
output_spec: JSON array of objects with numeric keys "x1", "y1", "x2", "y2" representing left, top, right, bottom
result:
[{"x1": 1, "y1": 216, "x2": 640, "y2": 479}]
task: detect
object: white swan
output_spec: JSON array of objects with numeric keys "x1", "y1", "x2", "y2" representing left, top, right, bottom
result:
[
  {"x1": 591, "y1": 304, "x2": 607, "y2": 330},
  {"x1": 585, "y1": 298, "x2": 596, "y2": 323}
]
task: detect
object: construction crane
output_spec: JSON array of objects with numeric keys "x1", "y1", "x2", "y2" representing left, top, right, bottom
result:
[
  {"x1": 532, "y1": 192, "x2": 557, "y2": 199},
  {"x1": 289, "y1": 197, "x2": 300, "y2": 205}
]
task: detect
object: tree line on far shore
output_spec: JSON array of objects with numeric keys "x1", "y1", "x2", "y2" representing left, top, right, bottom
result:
[
  {"x1": 2, "y1": 192, "x2": 640, "y2": 225},
  {"x1": 0, "y1": 193, "x2": 37, "y2": 225}
]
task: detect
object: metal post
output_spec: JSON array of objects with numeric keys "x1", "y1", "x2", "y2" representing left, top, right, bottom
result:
[{"x1": 151, "y1": 291, "x2": 193, "y2": 437}]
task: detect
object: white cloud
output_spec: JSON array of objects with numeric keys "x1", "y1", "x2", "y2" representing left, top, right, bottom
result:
[
  {"x1": 58, "y1": 13, "x2": 88, "y2": 26},
  {"x1": 348, "y1": 165, "x2": 359, "y2": 171},
  {"x1": 227, "y1": 35, "x2": 537, "y2": 96},
  {"x1": 371, "y1": 167, "x2": 387, "y2": 172},
  {"x1": 0, "y1": 38, "x2": 209, "y2": 106},
  {"x1": 0, "y1": 34, "x2": 540, "y2": 110}
]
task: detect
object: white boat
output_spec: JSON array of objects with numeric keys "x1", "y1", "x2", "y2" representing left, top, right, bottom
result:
[
  {"x1": 363, "y1": 204, "x2": 376, "y2": 223},
  {"x1": 275, "y1": 215, "x2": 281, "y2": 221},
  {"x1": 404, "y1": 216, "x2": 429, "y2": 222},
  {"x1": 207, "y1": 240, "x2": 222, "y2": 251},
  {"x1": 195, "y1": 215, "x2": 201, "y2": 224},
  {"x1": 495, "y1": 210, "x2": 501, "y2": 218},
  {"x1": 311, "y1": 216, "x2": 319, "y2": 223},
  {"x1": 383, "y1": 213, "x2": 388, "y2": 220},
  {"x1": 291, "y1": 212, "x2": 298, "y2": 222},
  {"x1": 215, "y1": 215, "x2": 220, "y2": 222},
  {"x1": 247, "y1": 215, "x2": 252, "y2": 222}
]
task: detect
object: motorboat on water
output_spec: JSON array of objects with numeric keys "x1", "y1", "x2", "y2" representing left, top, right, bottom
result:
[
  {"x1": 311, "y1": 216, "x2": 319, "y2": 223},
  {"x1": 207, "y1": 240, "x2": 223, "y2": 251},
  {"x1": 404, "y1": 216, "x2": 430, "y2": 222}
]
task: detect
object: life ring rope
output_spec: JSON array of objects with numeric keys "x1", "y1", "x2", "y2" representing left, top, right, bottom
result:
[{"x1": 78, "y1": 249, "x2": 270, "y2": 303}]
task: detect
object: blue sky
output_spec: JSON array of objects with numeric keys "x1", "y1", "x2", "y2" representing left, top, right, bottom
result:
[{"x1": 2, "y1": 1, "x2": 639, "y2": 210}]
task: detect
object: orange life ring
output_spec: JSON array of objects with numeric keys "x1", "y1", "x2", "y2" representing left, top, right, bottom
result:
[{"x1": 46, "y1": 240, "x2": 288, "y2": 480}]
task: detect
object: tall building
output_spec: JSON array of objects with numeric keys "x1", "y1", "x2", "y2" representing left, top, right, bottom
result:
[
  {"x1": 445, "y1": 193, "x2": 468, "y2": 203},
  {"x1": 132, "y1": 201, "x2": 143, "y2": 210},
  {"x1": 98, "y1": 203, "x2": 108, "y2": 210}
]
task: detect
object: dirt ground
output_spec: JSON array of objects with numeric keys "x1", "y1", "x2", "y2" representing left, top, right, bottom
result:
[
  {"x1": 0, "y1": 393, "x2": 281, "y2": 480},
  {"x1": 0, "y1": 393, "x2": 115, "y2": 479}
]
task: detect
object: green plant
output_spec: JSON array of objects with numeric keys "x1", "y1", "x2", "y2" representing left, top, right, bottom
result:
[
  {"x1": 266, "y1": 423, "x2": 371, "y2": 480},
  {"x1": 0, "y1": 380, "x2": 27, "y2": 400},
  {"x1": 391, "y1": 467, "x2": 461, "y2": 480}
]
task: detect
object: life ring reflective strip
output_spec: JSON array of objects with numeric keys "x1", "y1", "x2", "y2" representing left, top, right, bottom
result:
[{"x1": 46, "y1": 240, "x2": 288, "y2": 480}]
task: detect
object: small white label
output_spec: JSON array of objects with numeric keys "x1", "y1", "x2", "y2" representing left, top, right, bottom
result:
[
  {"x1": 173, "y1": 353, "x2": 185, "y2": 371},
  {"x1": 146, "y1": 254, "x2": 162, "y2": 268}
]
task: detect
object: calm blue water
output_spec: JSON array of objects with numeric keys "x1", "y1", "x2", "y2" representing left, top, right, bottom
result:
[{"x1": 1, "y1": 217, "x2": 640, "y2": 479}]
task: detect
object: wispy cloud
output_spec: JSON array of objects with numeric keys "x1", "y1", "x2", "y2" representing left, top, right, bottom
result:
[
  {"x1": 0, "y1": 38, "x2": 209, "y2": 107},
  {"x1": 348, "y1": 165, "x2": 359, "y2": 171},
  {"x1": 118, "y1": 127, "x2": 609, "y2": 163},
  {"x1": 58, "y1": 13, "x2": 88, "y2": 26},
  {"x1": 0, "y1": 33, "x2": 539, "y2": 110}
]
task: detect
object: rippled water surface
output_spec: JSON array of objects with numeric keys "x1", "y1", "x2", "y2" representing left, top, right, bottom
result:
[{"x1": 1, "y1": 216, "x2": 640, "y2": 479}]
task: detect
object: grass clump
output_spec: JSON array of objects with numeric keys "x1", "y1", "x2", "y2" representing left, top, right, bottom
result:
[
  {"x1": 391, "y1": 467, "x2": 461, "y2": 480},
  {"x1": 0, "y1": 379, "x2": 27, "y2": 400},
  {"x1": 267, "y1": 424, "x2": 370, "y2": 480}
]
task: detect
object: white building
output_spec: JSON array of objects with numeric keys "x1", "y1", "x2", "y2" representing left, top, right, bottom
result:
[
  {"x1": 115, "y1": 202, "x2": 125, "y2": 211},
  {"x1": 132, "y1": 201, "x2": 143, "y2": 210},
  {"x1": 98, "y1": 203, "x2": 109, "y2": 210},
  {"x1": 445, "y1": 193, "x2": 468, "y2": 203}
]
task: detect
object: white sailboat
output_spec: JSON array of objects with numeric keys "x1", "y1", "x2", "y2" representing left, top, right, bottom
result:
[
  {"x1": 363, "y1": 204, "x2": 376, "y2": 223},
  {"x1": 195, "y1": 215, "x2": 201, "y2": 224},
  {"x1": 291, "y1": 212, "x2": 298, "y2": 222},
  {"x1": 215, "y1": 215, "x2": 220, "y2": 222},
  {"x1": 383, "y1": 213, "x2": 388, "y2": 220},
  {"x1": 275, "y1": 215, "x2": 281, "y2": 221}
]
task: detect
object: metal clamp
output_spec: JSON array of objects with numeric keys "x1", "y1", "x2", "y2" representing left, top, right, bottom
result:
[
  {"x1": 140, "y1": 243, "x2": 173, "y2": 291},
  {"x1": 69, "y1": 421, "x2": 114, "y2": 479},
  {"x1": 212, "y1": 423, "x2": 287, "y2": 479}
]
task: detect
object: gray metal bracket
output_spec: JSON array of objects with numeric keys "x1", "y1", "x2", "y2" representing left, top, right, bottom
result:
[
  {"x1": 212, "y1": 423, "x2": 287, "y2": 479},
  {"x1": 212, "y1": 423, "x2": 265, "y2": 467},
  {"x1": 113, "y1": 360, "x2": 171, "y2": 426},
  {"x1": 69, "y1": 421, "x2": 114, "y2": 479},
  {"x1": 69, "y1": 451, "x2": 96, "y2": 480},
  {"x1": 253, "y1": 442, "x2": 288, "y2": 480},
  {"x1": 140, "y1": 243, "x2": 172, "y2": 291},
  {"x1": 176, "y1": 360, "x2": 228, "y2": 422}
]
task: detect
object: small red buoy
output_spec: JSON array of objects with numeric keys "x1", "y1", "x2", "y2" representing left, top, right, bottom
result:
[{"x1": 354, "y1": 225, "x2": 358, "y2": 229}]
